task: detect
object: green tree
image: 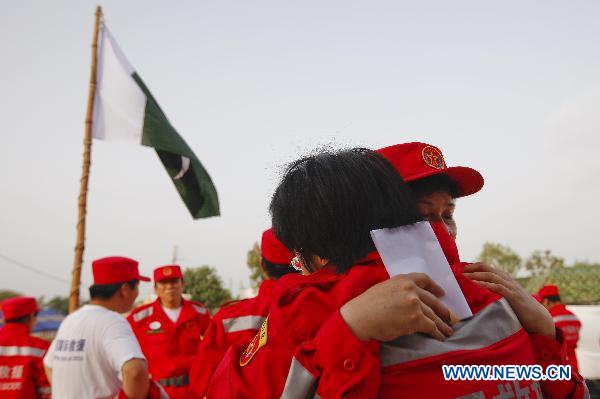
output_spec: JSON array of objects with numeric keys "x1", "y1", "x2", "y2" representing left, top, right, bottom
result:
[
  {"x1": 183, "y1": 266, "x2": 232, "y2": 311},
  {"x1": 0, "y1": 290, "x2": 21, "y2": 301},
  {"x1": 525, "y1": 250, "x2": 565, "y2": 276},
  {"x1": 247, "y1": 242, "x2": 263, "y2": 288},
  {"x1": 572, "y1": 260, "x2": 600, "y2": 269},
  {"x1": 477, "y1": 242, "x2": 522, "y2": 277}
]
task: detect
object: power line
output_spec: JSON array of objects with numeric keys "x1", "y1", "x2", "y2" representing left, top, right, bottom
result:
[{"x1": 0, "y1": 253, "x2": 70, "y2": 284}]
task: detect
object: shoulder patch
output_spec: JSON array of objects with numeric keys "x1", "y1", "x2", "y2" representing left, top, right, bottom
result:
[
  {"x1": 132, "y1": 306, "x2": 154, "y2": 322},
  {"x1": 240, "y1": 316, "x2": 268, "y2": 366}
]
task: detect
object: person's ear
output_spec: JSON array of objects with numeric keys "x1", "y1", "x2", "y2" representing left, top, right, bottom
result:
[
  {"x1": 311, "y1": 255, "x2": 329, "y2": 268},
  {"x1": 120, "y1": 283, "x2": 130, "y2": 298}
]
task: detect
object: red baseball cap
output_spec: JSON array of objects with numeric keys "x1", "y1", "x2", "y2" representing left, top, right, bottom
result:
[
  {"x1": 377, "y1": 142, "x2": 484, "y2": 198},
  {"x1": 154, "y1": 265, "x2": 183, "y2": 282},
  {"x1": 261, "y1": 228, "x2": 294, "y2": 265},
  {"x1": 538, "y1": 285, "x2": 560, "y2": 298},
  {"x1": 532, "y1": 294, "x2": 543, "y2": 303},
  {"x1": 1, "y1": 297, "x2": 39, "y2": 320},
  {"x1": 92, "y1": 256, "x2": 150, "y2": 285}
]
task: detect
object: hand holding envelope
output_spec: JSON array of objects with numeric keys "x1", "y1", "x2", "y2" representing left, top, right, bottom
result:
[{"x1": 371, "y1": 221, "x2": 473, "y2": 321}]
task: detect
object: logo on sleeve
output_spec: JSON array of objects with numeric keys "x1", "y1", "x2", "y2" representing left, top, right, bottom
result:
[{"x1": 239, "y1": 316, "x2": 268, "y2": 367}]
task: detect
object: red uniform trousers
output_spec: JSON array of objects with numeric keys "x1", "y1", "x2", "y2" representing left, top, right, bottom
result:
[
  {"x1": 189, "y1": 279, "x2": 275, "y2": 398},
  {"x1": 207, "y1": 225, "x2": 587, "y2": 398},
  {"x1": 128, "y1": 299, "x2": 211, "y2": 399},
  {"x1": 548, "y1": 304, "x2": 581, "y2": 373},
  {"x1": 0, "y1": 323, "x2": 50, "y2": 399}
]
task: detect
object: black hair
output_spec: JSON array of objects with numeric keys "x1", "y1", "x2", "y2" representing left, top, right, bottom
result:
[
  {"x1": 408, "y1": 174, "x2": 460, "y2": 199},
  {"x1": 270, "y1": 148, "x2": 421, "y2": 273},
  {"x1": 4, "y1": 313, "x2": 36, "y2": 324},
  {"x1": 544, "y1": 295, "x2": 561, "y2": 303},
  {"x1": 261, "y1": 257, "x2": 299, "y2": 279},
  {"x1": 89, "y1": 280, "x2": 139, "y2": 300}
]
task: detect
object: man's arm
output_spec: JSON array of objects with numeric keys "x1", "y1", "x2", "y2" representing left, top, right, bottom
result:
[
  {"x1": 43, "y1": 365, "x2": 52, "y2": 384},
  {"x1": 121, "y1": 358, "x2": 149, "y2": 399}
]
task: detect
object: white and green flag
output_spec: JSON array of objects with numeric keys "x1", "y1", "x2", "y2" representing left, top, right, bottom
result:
[{"x1": 92, "y1": 24, "x2": 219, "y2": 219}]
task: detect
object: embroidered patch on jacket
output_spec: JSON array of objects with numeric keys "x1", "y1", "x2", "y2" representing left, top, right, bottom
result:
[
  {"x1": 239, "y1": 316, "x2": 268, "y2": 366},
  {"x1": 422, "y1": 145, "x2": 445, "y2": 170}
]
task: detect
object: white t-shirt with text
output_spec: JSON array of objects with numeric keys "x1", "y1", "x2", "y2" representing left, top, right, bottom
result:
[{"x1": 43, "y1": 304, "x2": 145, "y2": 399}]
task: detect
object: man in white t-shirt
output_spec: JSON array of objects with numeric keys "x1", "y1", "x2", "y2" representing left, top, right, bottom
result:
[{"x1": 43, "y1": 256, "x2": 151, "y2": 399}]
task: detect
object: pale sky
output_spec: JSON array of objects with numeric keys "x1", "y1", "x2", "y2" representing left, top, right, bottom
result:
[{"x1": 1, "y1": 1, "x2": 599, "y2": 301}]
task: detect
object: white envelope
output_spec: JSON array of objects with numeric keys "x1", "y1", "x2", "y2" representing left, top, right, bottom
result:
[{"x1": 370, "y1": 221, "x2": 472, "y2": 320}]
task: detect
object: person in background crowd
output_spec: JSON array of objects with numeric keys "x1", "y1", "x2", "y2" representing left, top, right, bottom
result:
[
  {"x1": 128, "y1": 265, "x2": 210, "y2": 399},
  {"x1": 43, "y1": 256, "x2": 151, "y2": 399},
  {"x1": 538, "y1": 284, "x2": 582, "y2": 373},
  {"x1": 189, "y1": 227, "x2": 298, "y2": 398},
  {"x1": 208, "y1": 147, "x2": 587, "y2": 398},
  {"x1": 0, "y1": 297, "x2": 50, "y2": 399}
]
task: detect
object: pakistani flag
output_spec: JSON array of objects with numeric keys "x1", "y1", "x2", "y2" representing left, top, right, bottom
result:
[{"x1": 92, "y1": 24, "x2": 219, "y2": 219}]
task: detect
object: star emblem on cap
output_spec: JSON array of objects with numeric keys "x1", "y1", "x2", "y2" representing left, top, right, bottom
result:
[
  {"x1": 422, "y1": 146, "x2": 446, "y2": 170},
  {"x1": 163, "y1": 267, "x2": 172, "y2": 276}
]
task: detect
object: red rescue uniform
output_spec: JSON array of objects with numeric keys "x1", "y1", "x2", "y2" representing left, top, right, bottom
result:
[
  {"x1": 189, "y1": 279, "x2": 276, "y2": 398},
  {"x1": 548, "y1": 303, "x2": 581, "y2": 373},
  {"x1": 0, "y1": 323, "x2": 50, "y2": 399},
  {"x1": 128, "y1": 298, "x2": 211, "y2": 399},
  {"x1": 208, "y1": 225, "x2": 587, "y2": 399}
]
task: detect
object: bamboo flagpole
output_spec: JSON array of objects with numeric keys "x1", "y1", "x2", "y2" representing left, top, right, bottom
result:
[{"x1": 69, "y1": 5, "x2": 103, "y2": 313}]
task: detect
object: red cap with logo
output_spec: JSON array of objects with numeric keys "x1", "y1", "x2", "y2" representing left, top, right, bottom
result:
[
  {"x1": 92, "y1": 256, "x2": 150, "y2": 285},
  {"x1": 538, "y1": 285, "x2": 560, "y2": 298},
  {"x1": 377, "y1": 142, "x2": 484, "y2": 198},
  {"x1": 1, "y1": 296, "x2": 39, "y2": 320},
  {"x1": 154, "y1": 265, "x2": 183, "y2": 282},
  {"x1": 261, "y1": 228, "x2": 294, "y2": 265}
]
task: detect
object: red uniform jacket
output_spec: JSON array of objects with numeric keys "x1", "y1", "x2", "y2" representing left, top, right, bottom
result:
[
  {"x1": 207, "y1": 225, "x2": 587, "y2": 399},
  {"x1": 128, "y1": 298, "x2": 211, "y2": 399},
  {"x1": 548, "y1": 304, "x2": 581, "y2": 373},
  {"x1": 189, "y1": 279, "x2": 276, "y2": 398},
  {"x1": 0, "y1": 323, "x2": 50, "y2": 399}
]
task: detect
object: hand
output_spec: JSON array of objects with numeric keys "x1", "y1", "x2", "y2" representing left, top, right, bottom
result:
[
  {"x1": 340, "y1": 273, "x2": 453, "y2": 342},
  {"x1": 462, "y1": 263, "x2": 555, "y2": 339}
]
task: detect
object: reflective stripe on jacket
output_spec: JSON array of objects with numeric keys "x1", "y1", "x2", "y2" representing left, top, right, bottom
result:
[{"x1": 0, "y1": 323, "x2": 51, "y2": 399}]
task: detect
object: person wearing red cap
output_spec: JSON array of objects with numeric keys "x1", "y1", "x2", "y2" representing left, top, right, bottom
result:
[
  {"x1": 538, "y1": 285, "x2": 582, "y2": 373},
  {"x1": 207, "y1": 148, "x2": 587, "y2": 398},
  {"x1": 188, "y1": 227, "x2": 298, "y2": 398},
  {"x1": 43, "y1": 256, "x2": 152, "y2": 399},
  {"x1": 376, "y1": 142, "x2": 587, "y2": 396},
  {"x1": 0, "y1": 297, "x2": 50, "y2": 399},
  {"x1": 377, "y1": 142, "x2": 484, "y2": 239},
  {"x1": 127, "y1": 264, "x2": 211, "y2": 399}
]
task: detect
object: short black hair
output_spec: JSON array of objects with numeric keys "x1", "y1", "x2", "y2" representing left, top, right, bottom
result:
[
  {"x1": 261, "y1": 257, "x2": 299, "y2": 279},
  {"x1": 408, "y1": 174, "x2": 460, "y2": 199},
  {"x1": 89, "y1": 280, "x2": 138, "y2": 300},
  {"x1": 270, "y1": 148, "x2": 421, "y2": 273},
  {"x1": 544, "y1": 295, "x2": 561, "y2": 303}
]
